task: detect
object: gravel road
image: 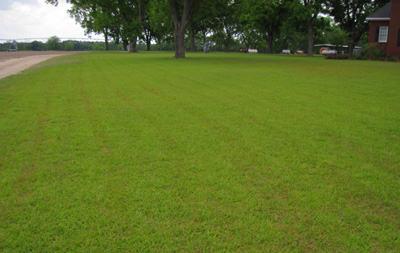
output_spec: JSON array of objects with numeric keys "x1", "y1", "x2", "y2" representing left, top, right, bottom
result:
[{"x1": 0, "y1": 51, "x2": 80, "y2": 79}]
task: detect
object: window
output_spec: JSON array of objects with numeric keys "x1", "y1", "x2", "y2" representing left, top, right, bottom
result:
[
  {"x1": 379, "y1": 26, "x2": 388, "y2": 43},
  {"x1": 398, "y1": 28, "x2": 400, "y2": 47}
]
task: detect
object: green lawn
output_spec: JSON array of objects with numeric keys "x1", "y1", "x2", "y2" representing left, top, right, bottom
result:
[{"x1": 1, "y1": 51, "x2": 399, "y2": 251}]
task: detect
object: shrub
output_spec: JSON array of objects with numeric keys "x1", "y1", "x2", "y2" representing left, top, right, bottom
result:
[
  {"x1": 387, "y1": 55, "x2": 398, "y2": 62},
  {"x1": 362, "y1": 43, "x2": 385, "y2": 60},
  {"x1": 325, "y1": 54, "x2": 350, "y2": 60},
  {"x1": 350, "y1": 54, "x2": 366, "y2": 60},
  {"x1": 93, "y1": 43, "x2": 105, "y2": 51},
  {"x1": 356, "y1": 55, "x2": 368, "y2": 60}
]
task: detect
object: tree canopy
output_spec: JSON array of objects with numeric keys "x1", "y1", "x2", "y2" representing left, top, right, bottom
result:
[
  {"x1": 46, "y1": 36, "x2": 62, "y2": 50},
  {"x1": 46, "y1": 0, "x2": 391, "y2": 58}
]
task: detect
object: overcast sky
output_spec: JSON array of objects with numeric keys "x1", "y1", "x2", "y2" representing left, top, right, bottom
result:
[{"x1": 0, "y1": 0, "x2": 104, "y2": 41}]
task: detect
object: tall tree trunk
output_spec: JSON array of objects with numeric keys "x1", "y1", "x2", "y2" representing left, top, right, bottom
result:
[
  {"x1": 225, "y1": 32, "x2": 231, "y2": 52},
  {"x1": 349, "y1": 41, "x2": 354, "y2": 55},
  {"x1": 129, "y1": 37, "x2": 137, "y2": 53},
  {"x1": 104, "y1": 28, "x2": 109, "y2": 51},
  {"x1": 127, "y1": 0, "x2": 142, "y2": 53},
  {"x1": 146, "y1": 36, "x2": 151, "y2": 51},
  {"x1": 168, "y1": 0, "x2": 196, "y2": 58},
  {"x1": 202, "y1": 36, "x2": 206, "y2": 52},
  {"x1": 123, "y1": 40, "x2": 128, "y2": 51},
  {"x1": 349, "y1": 23, "x2": 356, "y2": 54},
  {"x1": 189, "y1": 28, "x2": 196, "y2": 52},
  {"x1": 266, "y1": 35, "x2": 273, "y2": 54},
  {"x1": 307, "y1": 19, "x2": 314, "y2": 57},
  {"x1": 174, "y1": 25, "x2": 186, "y2": 58}
]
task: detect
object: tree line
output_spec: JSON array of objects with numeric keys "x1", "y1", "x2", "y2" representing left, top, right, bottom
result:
[
  {"x1": 0, "y1": 39, "x2": 118, "y2": 52},
  {"x1": 44, "y1": 0, "x2": 389, "y2": 58}
]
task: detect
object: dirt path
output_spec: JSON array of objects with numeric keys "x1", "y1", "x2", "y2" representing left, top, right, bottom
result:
[{"x1": 0, "y1": 52, "x2": 80, "y2": 80}]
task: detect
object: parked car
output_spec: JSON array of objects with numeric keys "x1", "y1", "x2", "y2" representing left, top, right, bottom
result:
[{"x1": 321, "y1": 49, "x2": 337, "y2": 55}]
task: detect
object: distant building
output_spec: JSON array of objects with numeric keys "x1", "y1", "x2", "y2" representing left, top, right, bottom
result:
[{"x1": 366, "y1": 0, "x2": 400, "y2": 58}]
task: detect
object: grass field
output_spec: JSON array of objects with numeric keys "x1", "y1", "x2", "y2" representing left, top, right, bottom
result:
[{"x1": 1, "y1": 51, "x2": 399, "y2": 251}]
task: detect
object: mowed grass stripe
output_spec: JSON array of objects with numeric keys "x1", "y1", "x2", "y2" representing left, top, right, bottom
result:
[
  {"x1": 77, "y1": 56, "x2": 238, "y2": 249},
  {"x1": 0, "y1": 64, "x2": 70, "y2": 190},
  {"x1": 1, "y1": 58, "x2": 99, "y2": 249},
  {"x1": 96, "y1": 56, "x2": 293, "y2": 249},
  {"x1": 86, "y1": 52, "x2": 398, "y2": 249},
  {"x1": 0, "y1": 52, "x2": 399, "y2": 251}
]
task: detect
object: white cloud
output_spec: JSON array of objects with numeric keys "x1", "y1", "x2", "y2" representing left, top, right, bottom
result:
[
  {"x1": 0, "y1": 0, "x2": 39, "y2": 10},
  {"x1": 0, "y1": 0, "x2": 104, "y2": 41}
]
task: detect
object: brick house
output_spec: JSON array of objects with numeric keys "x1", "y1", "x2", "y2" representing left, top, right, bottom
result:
[{"x1": 366, "y1": 0, "x2": 400, "y2": 58}]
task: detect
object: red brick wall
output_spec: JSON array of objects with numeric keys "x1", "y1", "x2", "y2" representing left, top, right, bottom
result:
[
  {"x1": 368, "y1": 21, "x2": 390, "y2": 55},
  {"x1": 388, "y1": 0, "x2": 400, "y2": 58}
]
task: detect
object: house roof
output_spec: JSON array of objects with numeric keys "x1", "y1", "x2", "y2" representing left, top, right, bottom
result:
[{"x1": 366, "y1": 2, "x2": 391, "y2": 21}]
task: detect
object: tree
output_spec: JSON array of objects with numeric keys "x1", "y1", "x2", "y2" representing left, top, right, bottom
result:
[
  {"x1": 31, "y1": 41, "x2": 46, "y2": 51},
  {"x1": 148, "y1": 0, "x2": 174, "y2": 45},
  {"x1": 325, "y1": 24, "x2": 348, "y2": 51},
  {"x1": 324, "y1": 0, "x2": 390, "y2": 54},
  {"x1": 65, "y1": 42, "x2": 75, "y2": 51},
  {"x1": 168, "y1": 0, "x2": 197, "y2": 58},
  {"x1": 303, "y1": 0, "x2": 324, "y2": 56},
  {"x1": 47, "y1": 36, "x2": 62, "y2": 50},
  {"x1": 94, "y1": 0, "x2": 146, "y2": 53},
  {"x1": 46, "y1": 0, "x2": 146, "y2": 53},
  {"x1": 141, "y1": 3, "x2": 156, "y2": 51},
  {"x1": 278, "y1": 18, "x2": 308, "y2": 52},
  {"x1": 236, "y1": 0, "x2": 265, "y2": 51},
  {"x1": 186, "y1": 0, "x2": 225, "y2": 52},
  {"x1": 213, "y1": 2, "x2": 238, "y2": 52},
  {"x1": 287, "y1": 0, "x2": 324, "y2": 57},
  {"x1": 240, "y1": 0, "x2": 287, "y2": 54},
  {"x1": 46, "y1": 0, "x2": 227, "y2": 57},
  {"x1": 279, "y1": 0, "x2": 326, "y2": 57},
  {"x1": 68, "y1": 2, "x2": 114, "y2": 51}
]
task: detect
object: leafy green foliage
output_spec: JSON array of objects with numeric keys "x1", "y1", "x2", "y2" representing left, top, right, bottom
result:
[
  {"x1": 44, "y1": 0, "x2": 381, "y2": 58},
  {"x1": 0, "y1": 41, "x2": 120, "y2": 51},
  {"x1": 46, "y1": 36, "x2": 62, "y2": 50},
  {"x1": 148, "y1": 0, "x2": 173, "y2": 43},
  {"x1": 31, "y1": 41, "x2": 47, "y2": 51},
  {"x1": 387, "y1": 55, "x2": 398, "y2": 62},
  {"x1": 211, "y1": 0, "x2": 240, "y2": 52},
  {"x1": 65, "y1": 42, "x2": 74, "y2": 51},
  {"x1": 362, "y1": 43, "x2": 385, "y2": 60},
  {"x1": 323, "y1": 0, "x2": 391, "y2": 53},
  {"x1": 325, "y1": 24, "x2": 349, "y2": 50},
  {"x1": 238, "y1": 0, "x2": 287, "y2": 53}
]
